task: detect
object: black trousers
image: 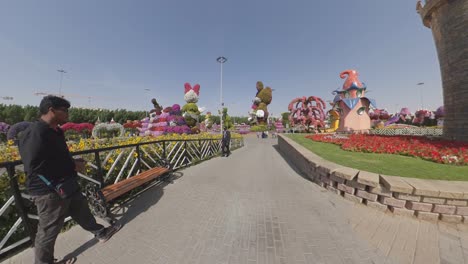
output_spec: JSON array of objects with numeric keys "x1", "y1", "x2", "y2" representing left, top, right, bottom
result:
[
  {"x1": 33, "y1": 191, "x2": 105, "y2": 264},
  {"x1": 221, "y1": 142, "x2": 230, "y2": 156}
]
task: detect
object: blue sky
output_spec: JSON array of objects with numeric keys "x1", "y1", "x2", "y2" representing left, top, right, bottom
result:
[{"x1": 0, "y1": 0, "x2": 442, "y2": 117}]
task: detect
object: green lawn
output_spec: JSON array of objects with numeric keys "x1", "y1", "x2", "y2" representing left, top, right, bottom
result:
[{"x1": 287, "y1": 134, "x2": 468, "y2": 181}]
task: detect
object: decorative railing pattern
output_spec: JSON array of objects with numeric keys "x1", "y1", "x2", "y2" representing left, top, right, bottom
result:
[
  {"x1": 0, "y1": 137, "x2": 243, "y2": 258},
  {"x1": 369, "y1": 127, "x2": 443, "y2": 137}
]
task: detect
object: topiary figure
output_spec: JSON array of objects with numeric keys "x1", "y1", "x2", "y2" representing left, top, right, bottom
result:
[
  {"x1": 181, "y1": 83, "x2": 201, "y2": 131},
  {"x1": 222, "y1": 107, "x2": 233, "y2": 129},
  {"x1": 249, "y1": 81, "x2": 273, "y2": 125},
  {"x1": 150, "y1": 98, "x2": 163, "y2": 115},
  {"x1": 204, "y1": 111, "x2": 214, "y2": 129}
]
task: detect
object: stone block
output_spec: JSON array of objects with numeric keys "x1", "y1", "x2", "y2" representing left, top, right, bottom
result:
[
  {"x1": 416, "y1": 211, "x2": 440, "y2": 221},
  {"x1": 355, "y1": 190, "x2": 378, "y2": 202},
  {"x1": 316, "y1": 181, "x2": 326, "y2": 188},
  {"x1": 464, "y1": 216, "x2": 468, "y2": 224},
  {"x1": 446, "y1": 199, "x2": 468, "y2": 206},
  {"x1": 326, "y1": 185, "x2": 341, "y2": 195},
  {"x1": 337, "y1": 183, "x2": 355, "y2": 194},
  {"x1": 369, "y1": 184, "x2": 393, "y2": 197},
  {"x1": 433, "y1": 180, "x2": 465, "y2": 199},
  {"x1": 394, "y1": 193, "x2": 421, "y2": 202},
  {"x1": 406, "y1": 201, "x2": 433, "y2": 212},
  {"x1": 345, "y1": 180, "x2": 367, "y2": 191},
  {"x1": 320, "y1": 175, "x2": 332, "y2": 185},
  {"x1": 356, "y1": 171, "x2": 379, "y2": 187},
  {"x1": 440, "y1": 214, "x2": 463, "y2": 223},
  {"x1": 317, "y1": 161, "x2": 343, "y2": 175},
  {"x1": 343, "y1": 193, "x2": 363, "y2": 204},
  {"x1": 456, "y1": 206, "x2": 468, "y2": 216},
  {"x1": 403, "y1": 178, "x2": 440, "y2": 197},
  {"x1": 422, "y1": 197, "x2": 446, "y2": 205},
  {"x1": 378, "y1": 196, "x2": 406, "y2": 208},
  {"x1": 330, "y1": 174, "x2": 345, "y2": 184},
  {"x1": 390, "y1": 206, "x2": 415, "y2": 217},
  {"x1": 379, "y1": 175, "x2": 414, "y2": 194},
  {"x1": 364, "y1": 200, "x2": 388, "y2": 212},
  {"x1": 332, "y1": 167, "x2": 359, "y2": 181},
  {"x1": 433, "y1": 204, "x2": 456, "y2": 215}
]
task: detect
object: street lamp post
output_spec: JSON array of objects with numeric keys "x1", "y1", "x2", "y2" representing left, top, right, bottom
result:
[
  {"x1": 144, "y1": 89, "x2": 151, "y2": 117},
  {"x1": 417, "y1": 82, "x2": 424, "y2": 110},
  {"x1": 57, "y1": 69, "x2": 67, "y2": 97},
  {"x1": 216, "y1": 56, "x2": 227, "y2": 135}
]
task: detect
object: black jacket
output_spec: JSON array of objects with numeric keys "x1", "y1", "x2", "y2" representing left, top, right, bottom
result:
[
  {"x1": 222, "y1": 130, "x2": 231, "y2": 143},
  {"x1": 18, "y1": 120, "x2": 77, "y2": 195}
]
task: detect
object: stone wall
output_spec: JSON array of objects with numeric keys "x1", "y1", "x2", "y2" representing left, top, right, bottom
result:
[
  {"x1": 278, "y1": 134, "x2": 468, "y2": 224},
  {"x1": 417, "y1": 0, "x2": 468, "y2": 142}
]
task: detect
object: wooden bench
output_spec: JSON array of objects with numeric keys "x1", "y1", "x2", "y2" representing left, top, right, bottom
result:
[{"x1": 87, "y1": 165, "x2": 172, "y2": 223}]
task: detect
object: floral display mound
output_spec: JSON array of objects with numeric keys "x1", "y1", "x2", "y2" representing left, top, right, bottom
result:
[
  {"x1": 307, "y1": 134, "x2": 468, "y2": 165},
  {"x1": 61, "y1": 122, "x2": 94, "y2": 140}
]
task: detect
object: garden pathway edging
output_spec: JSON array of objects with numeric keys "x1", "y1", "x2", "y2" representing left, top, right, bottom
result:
[{"x1": 278, "y1": 134, "x2": 468, "y2": 224}]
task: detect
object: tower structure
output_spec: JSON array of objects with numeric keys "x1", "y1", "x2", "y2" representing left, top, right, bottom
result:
[{"x1": 417, "y1": 0, "x2": 468, "y2": 141}]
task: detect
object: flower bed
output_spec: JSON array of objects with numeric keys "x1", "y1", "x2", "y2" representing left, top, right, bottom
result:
[{"x1": 306, "y1": 134, "x2": 468, "y2": 165}]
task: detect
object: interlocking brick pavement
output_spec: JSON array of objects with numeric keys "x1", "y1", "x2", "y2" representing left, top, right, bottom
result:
[{"x1": 6, "y1": 135, "x2": 468, "y2": 263}]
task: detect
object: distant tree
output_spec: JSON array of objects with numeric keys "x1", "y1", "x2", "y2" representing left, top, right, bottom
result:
[{"x1": 281, "y1": 112, "x2": 289, "y2": 127}]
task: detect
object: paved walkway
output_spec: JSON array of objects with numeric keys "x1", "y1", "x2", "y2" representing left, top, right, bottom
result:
[{"x1": 7, "y1": 135, "x2": 468, "y2": 264}]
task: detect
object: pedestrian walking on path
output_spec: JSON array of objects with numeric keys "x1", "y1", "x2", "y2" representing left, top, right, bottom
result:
[
  {"x1": 18, "y1": 95, "x2": 121, "y2": 264},
  {"x1": 221, "y1": 127, "x2": 231, "y2": 157}
]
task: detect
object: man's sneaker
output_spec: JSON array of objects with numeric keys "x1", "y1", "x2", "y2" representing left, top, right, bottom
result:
[{"x1": 96, "y1": 222, "x2": 122, "y2": 243}]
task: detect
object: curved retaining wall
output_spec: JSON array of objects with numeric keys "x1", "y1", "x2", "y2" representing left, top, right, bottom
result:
[{"x1": 278, "y1": 134, "x2": 468, "y2": 224}]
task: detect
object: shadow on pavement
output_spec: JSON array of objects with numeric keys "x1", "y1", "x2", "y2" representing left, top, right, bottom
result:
[
  {"x1": 61, "y1": 238, "x2": 97, "y2": 263},
  {"x1": 112, "y1": 171, "x2": 184, "y2": 225},
  {"x1": 58, "y1": 171, "x2": 185, "y2": 262}
]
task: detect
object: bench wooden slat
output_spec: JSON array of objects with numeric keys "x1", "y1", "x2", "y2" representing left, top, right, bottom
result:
[
  {"x1": 101, "y1": 167, "x2": 169, "y2": 202},
  {"x1": 103, "y1": 167, "x2": 166, "y2": 192}
]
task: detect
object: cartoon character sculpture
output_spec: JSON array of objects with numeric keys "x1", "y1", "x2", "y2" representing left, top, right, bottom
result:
[
  {"x1": 332, "y1": 70, "x2": 376, "y2": 132},
  {"x1": 204, "y1": 111, "x2": 214, "y2": 129},
  {"x1": 288, "y1": 96, "x2": 326, "y2": 132},
  {"x1": 182, "y1": 83, "x2": 201, "y2": 133},
  {"x1": 249, "y1": 81, "x2": 272, "y2": 125},
  {"x1": 150, "y1": 98, "x2": 163, "y2": 115}
]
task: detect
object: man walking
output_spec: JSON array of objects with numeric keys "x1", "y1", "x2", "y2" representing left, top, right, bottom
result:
[
  {"x1": 221, "y1": 127, "x2": 231, "y2": 157},
  {"x1": 18, "y1": 96, "x2": 121, "y2": 264}
]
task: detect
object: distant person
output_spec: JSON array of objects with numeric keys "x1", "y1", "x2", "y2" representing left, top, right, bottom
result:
[
  {"x1": 18, "y1": 96, "x2": 121, "y2": 264},
  {"x1": 256, "y1": 132, "x2": 261, "y2": 138},
  {"x1": 221, "y1": 127, "x2": 231, "y2": 157}
]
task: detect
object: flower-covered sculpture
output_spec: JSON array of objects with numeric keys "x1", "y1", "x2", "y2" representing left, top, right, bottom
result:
[
  {"x1": 182, "y1": 83, "x2": 201, "y2": 132},
  {"x1": 249, "y1": 81, "x2": 272, "y2": 125},
  {"x1": 7, "y1": 121, "x2": 31, "y2": 141},
  {"x1": 204, "y1": 111, "x2": 214, "y2": 129},
  {"x1": 383, "y1": 108, "x2": 412, "y2": 126},
  {"x1": 0, "y1": 122, "x2": 10, "y2": 142},
  {"x1": 150, "y1": 98, "x2": 163, "y2": 115},
  {"x1": 92, "y1": 123, "x2": 125, "y2": 139},
  {"x1": 221, "y1": 107, "x2": 233, "y2": 129},
  {"x1": 332, "y1": 70, "x2": 376, "y2": 132},
  {"x1": 288, "y1": 96, "x2": 326, "y2": 132},
  {"x1": 61, "y1": 122, "x2": 94, "y2": 140},
  {"x1": 139, "y1": 100, "x2": 191, "y2": 136}
]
